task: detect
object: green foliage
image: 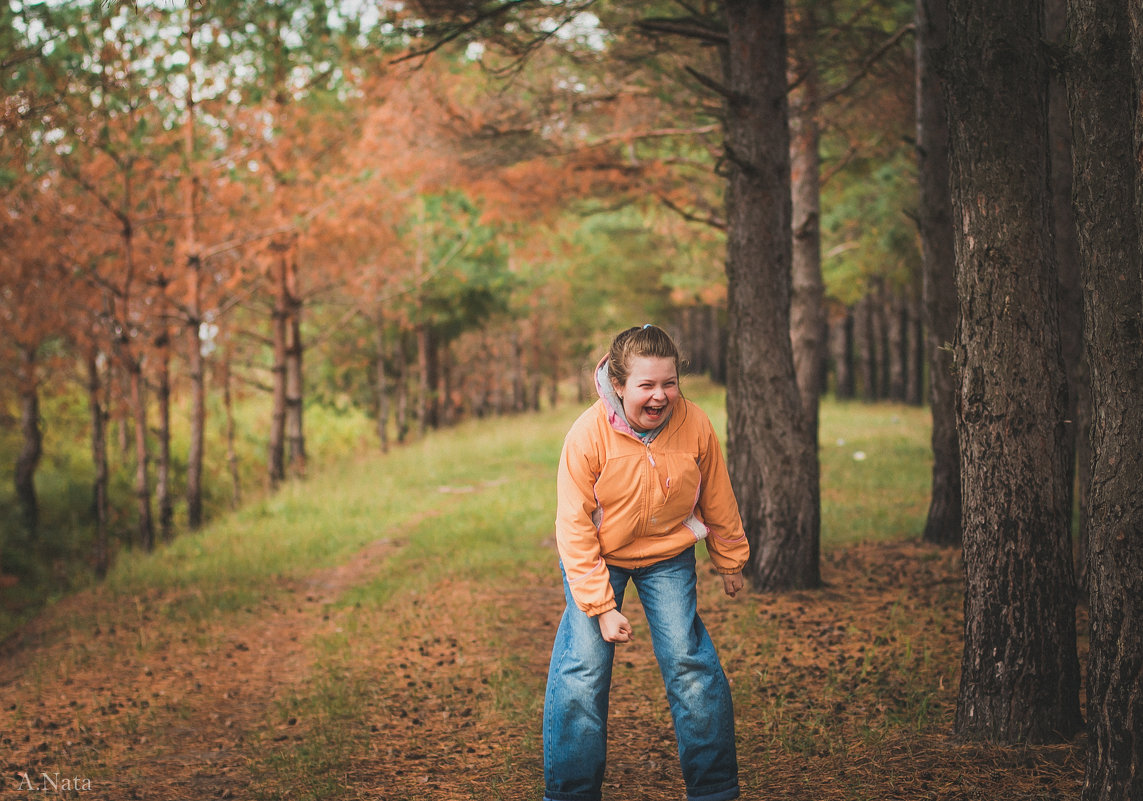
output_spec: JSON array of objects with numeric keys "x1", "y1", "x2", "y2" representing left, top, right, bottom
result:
[
  {"x1": 821, "y1": 150, "x2": 921, "y2": 306},
  {"x1": 407, "y1": 192, "x2": 516, "y2": 342}
]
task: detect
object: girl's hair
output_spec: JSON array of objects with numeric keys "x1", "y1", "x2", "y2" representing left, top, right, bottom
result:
[{"x1": 607, "y1": 325, "x2": 682, "y2": 389}]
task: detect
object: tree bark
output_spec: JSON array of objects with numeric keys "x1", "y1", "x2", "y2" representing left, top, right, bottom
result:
[
  {"x1": 374, "y1": 311, "x2": 390, "y2": 453},
  {"x1": 186, "y1": 304, "x2": 205, "y2": 526},
  {"x1": 875, "y1": 280, "x2": 891, "y2": 398},
  {"x1": 887, "y1": 288, "x2": 907, "y2": 402},
  {"x1": 511, "y1": 329, "x2": 526, "y2": 413},
  {"x1": 183, "y1": 13, "x2": 205, "y2": 530},
  {"x1": 268, "y1": 251, "x2": 288, "y2": 488},
  {"x1": 87, "y1": 348, "x2": 109, "y2": 577},
  {"x1": 115, "y1": 196, "x2": 155, "y2": 551},
  {"x1": 722, "y1": 0, "x2": 820, "y2": 591},
  {"x1": 128, "y1": 360, "x2": 155, "y2": 551},
  {"x1": 395, "y1": 332, "x2": 410, "y2": 443},
  {"x1": 916, "y1": 0, "x2": 962, "y2": 546},
  {"x1": 857, "y1": 291, "x2": 878, "y2": 400},
  {"x1": 279, "y1": 236, "x2": 305, "y2": 478},
  {"x1": 831, "y1": 307, "x2": 856, "y2": 399},
  {"x1": 285, "y1": 292, "x2": 305, "y2": 476},
  {"x1": 15, "y1": 345, "x2": 42, "y2": 536},
  {"x1": 416, "y1": 323, "x2": 438, "y2": 433},
  {"x1": 944, "y1": 0, "x2": 1081, "y2": 742},
  {"x1": 222, "y1": 350, "x2": 241, "y2": 509},
  {"x1": 907, "y1": 286, "x2": 924, "y2": 406},
  {"x1": 155, "y1": 281, "x2": 173, "y2": 543},
  {"x1": 789, "y1": 1, "x2": 827, "y2": 432},
  {"x1": 1066, "y1": 1, "x2": 1143, "y2": 795},
  {"x1": 1046, "y1": 0, "x2": 1088, "y2": 581},
  {"x1": 439, "y1": 340, "x2": 455, "y2": 426}
]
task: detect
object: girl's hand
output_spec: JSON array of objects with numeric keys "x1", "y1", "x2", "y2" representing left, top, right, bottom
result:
[
  {"x1": 722, "y1": 571, "x2": 744, "y2": 598},
  {"x1": 598, "y1": 609, "x2": 634, "y2": 643}
]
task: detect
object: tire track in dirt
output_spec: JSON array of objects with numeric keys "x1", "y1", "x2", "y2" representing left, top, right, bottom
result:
[
  {"x1": 3, "y1": 538, "x2": 1087, "y2": 801},
  {"x1": 0, "y1": 533, "x2": 410, "y2": 800}
]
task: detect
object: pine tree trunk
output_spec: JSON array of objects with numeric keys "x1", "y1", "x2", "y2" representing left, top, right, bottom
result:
[
  {"x1": 875, "y1": 280, "x2": 891, "y2": 398},
  {"x1": 222, "y1": 351, "x2": 241, "y2": 509},
  {"x1": 679, "y1": 305, "x2": 700, "y2": 375},
  {"x1": 887, "y1": 289, "x2": 907, "y2": 402},
  {"x1": 789, "y1": 3, "x2": 826, "y2": 431},
  {"x1": 117, "y1": 368, "x2": 131, "y2": 458},
  {"x1": 1066, "y1": 2, "x2": 1143, "y2": 795},
  {"x1": 549, "y1": 359, "x2": 560, "y2": 410},
  {"x1": 183, "y1": 19, "x2": 205, "y2": 531},
  {"x1": 708, "y1": 304, "x2": 727, "y2": 384},
  {"x1": 87, "y1": 349, "x2": 109, "y2": 577},
  {"x1": 395, "y1": 334, "x2": 409, "y2": 443},
  {"x1": 374, "y1": 313, "x2": 390, "y2": 454},
  {"x1": 916, "y1": 0, "x2": 962, "y2": 546},
  {"x1": 723, "y1": 0, "x2": 820, "y2": 591},
  {"x1": 1046, "y1": 0, "x2": 1088, "y2": 576},
  {"x1": 512, "y1": 330, "x2": 526, "y2": 413},
  {"x1": 282, "y1": 243, "x2": 305, "y2": 477},
  {"x1": 129, "y1": 361, "x2": 155, "y2": 551},
  {"x1": 285, "y1": 301, "x2": 305, "y2": 476},
  {"x1": 186, "y1": 312, "x2": 205, "y2": 527},
  {"x1": 416, "y1": 323, "x2": 438, "y2": 433},
  {"x1": 907, "y1": 287, "x2": 924, "y2": 405},
  {"x1": 831, "y1": 307, "x2": 856, "y2": 399},
  {"x1": 155, "y1": 294, "x2": 173, "y2": 543},
  {"x1": 945, "y1": 0, "x2": 1081, "y2": 742},
  {"x1": 857, "y1": 293, "x2": 877, "y2": 401},
  {"x1": 15, "y1": 345, "x2": 42, "y2": 536},
  {"x1": 268, "y1": 253, "x2": 288, "y2": 488},
  {"x1": 439, "y1": 341, "x2": 454, "y2": 426}
]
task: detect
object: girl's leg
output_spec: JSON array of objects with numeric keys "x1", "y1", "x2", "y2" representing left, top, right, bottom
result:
[
  {"x1": 542, "y1": 566, "x2": 629, "y2": 801},
  {"x1": 633, "y1": 548, "x2": 739, "y2": 801}
]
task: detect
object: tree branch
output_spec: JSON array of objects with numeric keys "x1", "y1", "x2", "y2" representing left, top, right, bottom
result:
[
  {"x1": 392, "y1": 0, "x2": 545, "y2": 65},
  {"x1": 820, "y1": 23, "x2": 915, "y2": 105},
  {"x1": 637, "y1": 17, "x2": 728, "y2": 45},
  {"x1": 655, "y1": 193, "x2": 726, "y2": 231},
  {"x1": 684, "y1": 66, "x2": 741, "y2": 103}
]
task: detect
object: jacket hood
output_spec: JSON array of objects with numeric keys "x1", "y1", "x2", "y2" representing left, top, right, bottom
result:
[{"x1": 594, "y1": 354, "x2": 671, "y2": 443}]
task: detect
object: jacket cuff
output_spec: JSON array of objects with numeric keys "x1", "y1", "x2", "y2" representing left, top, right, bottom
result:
[{"x1": 582, "y1": 598, "x2": 617, "y2": 617}]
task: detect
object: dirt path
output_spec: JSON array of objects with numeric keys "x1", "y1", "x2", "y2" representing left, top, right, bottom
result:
[
  {"x1": 1, "y1": 540, "x2": 1086, "y2": 801},
  {"x1": 0, "y1": 535, "x2": 403, "y2": 799}
]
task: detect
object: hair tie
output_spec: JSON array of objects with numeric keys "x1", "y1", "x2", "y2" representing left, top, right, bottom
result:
[{"x1": 642, "y1": 323, "x2": 651, "y2": 329}]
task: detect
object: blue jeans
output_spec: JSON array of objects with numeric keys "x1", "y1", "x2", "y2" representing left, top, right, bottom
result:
[{"x1": 542, "y1": 547, "x2": 740, "y2": 801}]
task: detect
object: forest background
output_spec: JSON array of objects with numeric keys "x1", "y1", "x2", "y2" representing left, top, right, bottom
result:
[{"x1": 2, "y1": 1, "x2": 1141, "y2": 801}]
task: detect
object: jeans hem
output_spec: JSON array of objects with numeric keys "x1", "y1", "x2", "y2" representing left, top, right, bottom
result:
[{"x1": 686, "y1": 780, "x2": 740, "y2": 801}]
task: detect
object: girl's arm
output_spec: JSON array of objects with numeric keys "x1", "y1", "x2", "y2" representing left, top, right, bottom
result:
[
  {"x1": 695, "y1": 409, "x2": 751, "y2": 574},
  {"x1": 555, "y1": 419, "x2": 617, "y2": 616}
]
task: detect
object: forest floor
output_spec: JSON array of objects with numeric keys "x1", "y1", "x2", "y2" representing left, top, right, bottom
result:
[{"x1": 0, "y1": 535, "x2": 1086, "y2": 800}]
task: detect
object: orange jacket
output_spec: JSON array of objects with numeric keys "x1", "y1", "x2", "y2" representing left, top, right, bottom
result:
[{"x1": 555, "y1": 377, "x2": 750, "y2": 617}]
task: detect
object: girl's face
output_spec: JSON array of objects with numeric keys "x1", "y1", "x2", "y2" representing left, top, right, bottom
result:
[{"x1": 616, "y1": 356, "x2": 680, "y2": 432}]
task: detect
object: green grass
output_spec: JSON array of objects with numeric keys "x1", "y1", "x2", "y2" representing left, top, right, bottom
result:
[
  {"x1": 3, "y1": 385, "x2": 933, "y2": 637},
  {"x1": 3, "y1": 385, "x2": 944, "y2": 799},
  {"x1": 819, "y1": 400, "x2": 933, "y2": 545},
  {"x1": 696, "y1": 386, "x2": 933, "y2": 545}
]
